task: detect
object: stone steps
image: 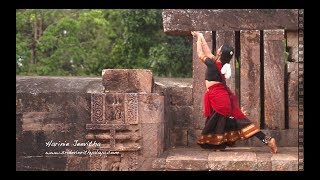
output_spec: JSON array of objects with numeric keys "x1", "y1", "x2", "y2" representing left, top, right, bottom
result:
[{"x1": 151, "y1": 146, "x2": 298, "y2": 171}]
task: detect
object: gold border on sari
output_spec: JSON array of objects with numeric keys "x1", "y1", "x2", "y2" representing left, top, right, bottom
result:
[{"x1": 197, "y1": 123, "x2": 260, "y2": 145}]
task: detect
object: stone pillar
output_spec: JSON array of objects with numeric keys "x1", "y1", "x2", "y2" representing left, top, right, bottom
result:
[
  {"x1": 192, "y1": 31, "x2": 212, "y2": 130},
  {"x1": 264, "y1": 30, "x2": 285, "y2": 130},
  {"x1": 87, "y1": 69, "x2": 164, "y2": 170},
  {"x1": 286, "y1": 31, "x2": 299, "y2": 129},
  {"x1": 240, "y1": 30, "x2": 261, "y2": 127}
]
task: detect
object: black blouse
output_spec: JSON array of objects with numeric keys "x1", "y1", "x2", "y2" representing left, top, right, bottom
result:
[{"x1": 204, "y1": 58, "x2": 223, "y2": 82}]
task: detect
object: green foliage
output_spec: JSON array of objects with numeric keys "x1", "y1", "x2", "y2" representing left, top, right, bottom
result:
[{"x1": 16, "y1": 9, "x2": 192, "y2": 77}]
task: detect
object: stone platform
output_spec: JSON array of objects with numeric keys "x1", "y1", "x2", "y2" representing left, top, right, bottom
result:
[{"x1": 151, "y1": 146, "x2": 298, "y2": 171}]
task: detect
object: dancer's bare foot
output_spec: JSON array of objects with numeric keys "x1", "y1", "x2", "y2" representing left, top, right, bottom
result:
[{"x1": 267, "y1": 138, "x2": 278, "y2": 154}]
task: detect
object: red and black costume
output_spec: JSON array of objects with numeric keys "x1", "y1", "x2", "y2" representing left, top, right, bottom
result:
[{"x1": 197, "y1": 58, "x2": 266, "y2": 149}]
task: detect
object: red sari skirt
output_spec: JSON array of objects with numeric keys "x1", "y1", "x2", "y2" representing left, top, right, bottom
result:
[{"x1": 197, "y1": 83, "x2": 260, "y2": 149}]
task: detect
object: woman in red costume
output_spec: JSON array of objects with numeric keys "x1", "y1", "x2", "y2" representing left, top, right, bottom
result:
[{"x1": 191, "y1": 31, "x2": 277, "y2": 153}]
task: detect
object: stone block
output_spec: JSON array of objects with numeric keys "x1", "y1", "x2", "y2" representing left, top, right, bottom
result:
[
  {"x1": 288, "y1": 61, "x2": 298, "y2": 107},
  {"x1": 88, "y1": 152, "x2": 141, "y2": 171},
  {"x1": 16, "y1": 113, "x2": 23, "y2": 135},
  {"x1": 16, "y1": 92, "x2": 91, "y2": 124},
  {"x1": 141, "y1": 123, "x2": 164, "y2": 157},
  {"x1": 16, "y1": 76, "x2": 103, "y2": 94},
  {"x1": 19, "y1": 131, "x2": 46, "y2": 156},
  {"x1": 170, "y1": 128, "x2": 188, "y2": 147},
  {"x1": 289, "y1": 106, "x2": 298, "y2": 129},
  {"x1": 91, "y1": 93, "x2": 106, "y2": 124},
  {"x1": 102, "y1": 69, "x2": 153, "y2": 93},
  {"x1": 124, "y1": 93, "x2": 138, "y2": 124},
  {"x1": 138, "y1": 94, "x2": 164, "y2": 124},
  {"x1": 162, "y1": 9, "x2": 298, "y2": 35},
  {"x1": 256, "y1": 153, "x2": 272, "y2": 171},
  {"x1": 16, "y1": 156, "x2": 67, "y2": 171},
  {"x1": 264, "y1": 29, "x2": 285, "y2": 130},
  {"x1": 240, "y1": 30, "x2": 261, "y2": 127},
  {"x1": 208, "y1": 152, "x2": 257, "y2": 171},
  {"x1": 66, "y1": 156, "x2": 89, "y2": 171},
  {"x1": 271, "y1": 154, "x2": 298, "y2": 171},
  {"x1": 170, "y1": 106, "x2": 193, "y2": 128},
  {"x1": 166, "y1": 86, "x2": 193, "y2": 106},
  {"x1": 166, "y1": 148, "x2": 209, "y2": 170},
  {"x1": 152, "y1": 157, "x2": 167, "y2": 170}
]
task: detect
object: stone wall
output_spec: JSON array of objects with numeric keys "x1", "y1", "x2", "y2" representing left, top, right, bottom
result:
[
  {"x1": 16, "y1": 71, "x2": 166, "y2": 171},
  {"x1": 16, "y1": 76, "x2": 98, "y2": 170},
  {"x1": 153, "y1": 77, "x2": 194, "y2": 147},
  {"x1": 16, "y1": 74, "x2": 297, "y2": 171}
]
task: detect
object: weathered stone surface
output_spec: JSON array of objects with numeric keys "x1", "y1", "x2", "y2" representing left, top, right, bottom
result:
[
  {"x1": 152, "y1": 157, "x2": 167, "y2": 170},
  {"x1": 86, "y1": 124, "x2": 129, "y2": 130},
  {"x1": 91, "y1": 93, "x2": 106, "y2": 124},
  {"x1": 102, "y1": 69, "x2": 153, "y2": 93},
  {"x1": 22, "y1": 112, "x2": 74, "y2": 131},
  {"x1": 141, "y1": 123, "x2": 165, "y2": 157},
  {"x1": 125, "y1": 93, "x2": 138, "y2": 124},
  {"x1": 16, "y1": 156, "x2": 67, "y2": 171},
  {"x1": 289, "y1": 106, "x2": 298, "y2": 129},
  {"x1": 170, "y1": 128, "x2": 188, "y2": 147},
  {"x1": 154, "y1": 77, "x2": 193, "y2": 89},
  {"x1": 102, "y1": 93, "x2": 127, "y2": 124},
  {"x1": 208, "y1": 152, "x2": 257, "y2": 170},
  {"x1": 193, "y1": 31, "x2": 212, "y2": 129},
  {"x1": 216, "y1": 30, "x2": 236, "y2": 93},
  {"x1": 88, "y1": 155, "x2": 121, "y2": 171},
  {"x1": 16, "y1": 114, "x2": 23, "y2": 159},
  {"x1": 170, "y1": 106, "x2": 193, "y2": 128},
  {"x1": 152, "y1": 147, "x2": 298, "y2": 171},
  {"x1": 287, "y1": 62, "x2": 298, "y2": 130},
  {"x1": 163, "y1": 9, "x2": 298, "y2": 35},
  {"x1": 96, "y1": 143, "x2": 141, "y2": 152},
  {"x1": 19, "y1": 131, "x2": 46, "y2": 156},
  {"x1": 166, "y1": 148, "x2": 209, "y2": 170},
  {"x1": 118, "y1": 152, "x2": 141, "y2": 170},
  {"x1": 86, "y1": 122, "x2": 141, "y2": 152},
  {"x1": 153, "y1": 77, "x2": 193, "y2": 149},
  {"x1": 16, "y1": 92, "x2": 91, "y2": 124},
  {"x1": 138, "y1": 94, "x2": 164, "y2": 124},
  {"x1": 88, "y1": 152, "x2": 140, "y2": 171},
  {"x1": 256, "y1": 153, "x2": 272, "y2": 171},
  {"x1": 289, "y1": 106, "x2": 299, "y2": 129},
  {"x1": 240, "y1": 30, "x2": 261, "y2": 127},
  {"x1": 271, "y1": 154, "x2": 298, "y2": 171},
  {"x1": 16, "y1": 76, "x2": 103, "y2": 94},
  {"x1": 43, "y1": 131, "x2": 87, "y2": 153},
  {"x1": 166, "y1": 87, "x2": 193, "y2": 106},
  {"x1": 287, "y1": 62, "x2": 298, "y2": 106},
  {"x1": 91, "y1": 93, "x2": 141, "y2": 125},
  {"x1": 88, "y1": 156, "x2": 103, "y2": 171},
  {"x1": 16, "y1": 113, "x2": 23, "y2": 135},
  {"x1": 187, "y1": 129, "x2": 202, "y2": 147},
  {"x1": 66, "y1": 156, "x2": 89, "y2": 171},
  {"x1": 286, "y1": 31, "x2": 299, "y2": 62},
  {"x1": 164, "y1": 121, "x2": 170, "y2": 150},
  {"x1": 264, "y1": 29, "x2": 285, "y2": 130}
]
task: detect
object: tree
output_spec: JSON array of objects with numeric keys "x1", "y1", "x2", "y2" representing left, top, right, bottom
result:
[{"x1": 16, "y1": 9, "x2": 193, "y2": 77}]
